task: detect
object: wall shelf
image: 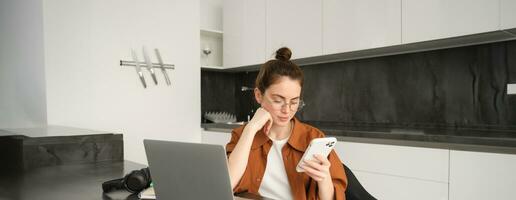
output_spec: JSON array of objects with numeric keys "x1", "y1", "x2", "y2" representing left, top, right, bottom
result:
[
  {"x1": 200, "y1": 29, "x2": 223, "y2": 68},
  {"x1": 201, "y1": 65, "x2": 224, "y2": 71},
  {"x1": 200, "y1": 28, "x2": 223, "y2": 38}
]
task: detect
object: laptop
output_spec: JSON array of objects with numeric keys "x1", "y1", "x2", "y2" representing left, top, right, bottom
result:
[{"x1": 144, "y1": 139, "x2": 266, "y2": 200}]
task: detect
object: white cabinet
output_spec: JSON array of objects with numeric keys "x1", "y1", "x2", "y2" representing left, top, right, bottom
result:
[
  {"x1": 335, "y1": 141, "x2": 449, "y2": 182},
  {"x1": 201, "y1": 130, "x2": 516, "y2": 200},
  {"x1": 354, "y1": 170, "x2": 448, "y2": 200},
  {"x1": 223, "y1": 0, "x2": 266, "y2": 68},
  {"x1": 449, "y1": 150, "x2": 516, "y2": 200},
  {"x1": 266, "y1": 0, "x2": 322, "y2": 59},
  {"x1": 323, "y1": 0, "x2": 401, "y2": 54},
  {"x1": 200, "y1": 0, "x2": 223, "y2": 32},
  {"x1": 335, "y1": 141, "x2": 449, "y2": 200},
  {"x1": 402, "y1": 0, "x2": 500, "y2": 44},
  {"x1": 501, "y1": 0, "x2": 516, "y2": 29},
  {"x1": 201, "y1": 130, "x2": 231, "y2": 146}
]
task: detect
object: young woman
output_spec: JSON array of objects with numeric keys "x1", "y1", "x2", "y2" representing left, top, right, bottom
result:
[{"x1": 226, "y1": 47, "x2": 347, "y2": 200}]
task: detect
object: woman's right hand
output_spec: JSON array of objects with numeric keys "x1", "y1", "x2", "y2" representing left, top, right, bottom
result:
[{"x1": 246, "y1": 107, "x2": 273, "y2": 135}]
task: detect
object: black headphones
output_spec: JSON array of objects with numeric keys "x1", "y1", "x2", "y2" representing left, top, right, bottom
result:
[{"x1": 102, "y1": 167, "x2": 152, "y2": 194}]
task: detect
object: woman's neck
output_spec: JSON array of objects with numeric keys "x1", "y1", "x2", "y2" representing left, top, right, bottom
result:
[{"x1": 268, "y1": 120, "x2": 293, "y2": 141}]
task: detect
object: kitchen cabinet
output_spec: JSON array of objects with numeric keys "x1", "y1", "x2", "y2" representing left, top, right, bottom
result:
[
  {"x1": 223, "y1": 0, "x2": 266, "y2": 68},
  {"x1": 335, "y1": 141, "x2": 449, "y2": 200},
  {"x1": 323, "y1": 0, "x2": 401, "y2": 54},
  {"x1": 266, "y1": 0, "x2": 322, "y2": 59},
  {"x1": 353, "y1": 170, "x2": 448, "y2": 200},
  {"x1": 402, "y1": 0, "x2": 499, "y2": 44},
  {"x1": 501, "y1": 0, "x2": 516, "y2": 30},
  {"x1": 335, "y1": 141, "x2": 449, "y2": 182},
  {"x1": 449, "y1": 150, "x2": 516, "y2": 200},
  {"x1": 201, "y1": 130, "x2": 516, "y2": 200}
]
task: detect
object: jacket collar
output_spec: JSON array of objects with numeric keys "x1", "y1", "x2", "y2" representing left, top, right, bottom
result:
[{"x1": 251, "y1": 117, "x2": 307, "y2": 152}]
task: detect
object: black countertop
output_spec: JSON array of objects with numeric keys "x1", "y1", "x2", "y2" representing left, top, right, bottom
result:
[
  {"x1": 202, "y1": 122, "x2": 516, "y2": 154},
  {"x1": 0, "y1": 161, "x2": 146, "y2": 200}
]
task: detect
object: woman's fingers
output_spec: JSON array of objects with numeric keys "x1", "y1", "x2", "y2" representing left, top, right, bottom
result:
[
  {"x1": 303, "y1": 171, "x2": 323, "y2": 181},
  {"x1": 266, "y1": 114, "x2": 273, "y2": 134},
  {"x1": 249, "y1": 107, "x2": 273, "y2": 133},
  {"x1": 301, "y1": 155, "x2": 332, "y2": 182},
  {"x1": 304, "y1": 159, "x2": 326, "y2": 172},
  {"x1": 264, "y1": 120, "x2": 270, "y2": 135},
  {"x1": 313, "y1": 154, "x2": 331, "y2": 167},
  {"x1": 301, "y1": 164, "x2": 325, "y2": 181}
]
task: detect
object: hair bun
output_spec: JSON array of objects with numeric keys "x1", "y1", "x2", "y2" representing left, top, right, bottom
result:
[{"x1": 275, "y1": 47, "x2": 292, "y2": 61}]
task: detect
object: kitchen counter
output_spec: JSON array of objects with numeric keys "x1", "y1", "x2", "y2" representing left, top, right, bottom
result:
[
  {"x1": 0, "y1": 126, "x2": 123, "y2": 172},
  {"x1": 201, "y1": 122, "x2": 516, "y2": 154},
  {"x1": 0, "y1": 125, "x2": 112, "y2": 137},
  {"x1": 0, "y1": 160, "x2": 145, "y2": 200}
]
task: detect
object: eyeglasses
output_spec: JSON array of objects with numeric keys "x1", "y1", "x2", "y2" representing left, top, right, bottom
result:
[{"x1": 263, "y1": 95, "x2": 306, "y2": 111}]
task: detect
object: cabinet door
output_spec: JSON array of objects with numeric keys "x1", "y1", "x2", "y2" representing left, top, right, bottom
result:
[
  {"x1": 335, "y1": 141, "x2": 450, "y2": 200},
  {"x1": 449, "y1": 150, "x2": 516, "y2": 200},
  {"x1": 223, "y1": 0, "x2": 266, "y2": 68},
  {"x1": 335, "y1": 141, "x2": 449, "y2": 182},
  {"x1": 501, "y1": 0, "x2": 516, "y2": 30},
  {"x1": 323, "y1": 0, "x2": 401, "y2": 54},
  {"x1": 266, "y1": 0, "x2": 322, "y2": 59},
  {"x1": 402, "y1": 0, "x2": 499, "y2": 44},
  {"x1": 354, "y1": 171, "x2": 448, "y2": 200}
]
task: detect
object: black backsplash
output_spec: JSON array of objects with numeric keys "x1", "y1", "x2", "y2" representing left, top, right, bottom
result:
[
  {"x1": 201, "y1": 71, "x2": 237, "y2": 121},
  {"x1": 202, "y1": 40, "x2": 516, "y2": 129}
]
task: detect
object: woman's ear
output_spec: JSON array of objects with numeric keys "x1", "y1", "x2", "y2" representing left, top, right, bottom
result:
[{"x1": 254, "y1": 88, "x2": 263, "y2": 104}]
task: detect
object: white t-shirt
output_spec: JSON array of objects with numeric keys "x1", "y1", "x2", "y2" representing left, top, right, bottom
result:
[{"x1": 258, "y1": 137, "x2": 294, "y2": 200}]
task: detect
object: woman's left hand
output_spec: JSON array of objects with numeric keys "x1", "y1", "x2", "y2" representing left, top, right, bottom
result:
[{"x1": 300, "y1": 154, "x2": 332, "y2": 183}]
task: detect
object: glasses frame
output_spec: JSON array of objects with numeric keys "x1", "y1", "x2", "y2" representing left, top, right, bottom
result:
[{"x1": 262, "y1": 95, "x2": 306, "y2": 112}]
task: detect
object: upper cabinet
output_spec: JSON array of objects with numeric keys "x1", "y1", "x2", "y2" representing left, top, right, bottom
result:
[
  {"x1": 223, "y1": 0, "x2": 513, "y2": 69},
  {"x1": 402, "y1": 0, "x2": 499, "y2": 44},
  {"x1": 266, "y1": 0, "x2": 322, "y2": 60},
  {"x1": 501, "y1": 0, "x2": 516, "y2": 30},
  {"x1": 223, "y1": 0, "x2": 266, "y2": 68},
  {"x1": 323, "y1": 0, "x2": 401, "y2": 54}
]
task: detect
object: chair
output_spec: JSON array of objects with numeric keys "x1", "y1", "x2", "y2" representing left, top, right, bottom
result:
[{"x1": 343, "y1": 164, "x2": 377, "y2": 200}]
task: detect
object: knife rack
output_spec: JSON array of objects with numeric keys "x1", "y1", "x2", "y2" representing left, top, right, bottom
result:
[{"x1": 120, "y1": 47, "x2": 175, "y2": 88}]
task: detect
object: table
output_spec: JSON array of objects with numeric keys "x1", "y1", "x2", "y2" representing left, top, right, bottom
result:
[{"x1": 0, "y1": 161, "x2": 145, "y2": 200}]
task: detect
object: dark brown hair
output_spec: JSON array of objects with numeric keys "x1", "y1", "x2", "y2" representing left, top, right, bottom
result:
[{"x1": 255, "y1": 47, "x2": 304, "y2": 93}]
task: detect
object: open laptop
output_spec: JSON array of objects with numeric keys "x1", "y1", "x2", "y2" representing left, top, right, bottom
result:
[{"x1": 144, "y1": 139, "x2": 266, "y2": 200}]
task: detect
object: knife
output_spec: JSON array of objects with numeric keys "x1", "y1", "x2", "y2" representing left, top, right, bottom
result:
[
  {"x1": 154, "y1": 48, "x2": 171, "y2": 85},
  {"x1": 143, "y1": 46, "x2": 158, "y2": 85},
  {"x1": 131, "y1": 49, "x2": 147, "y2": 88}
]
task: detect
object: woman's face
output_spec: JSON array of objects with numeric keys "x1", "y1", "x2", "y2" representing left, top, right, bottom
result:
[{"x1": 256, "y1": 76, "x2": 302, "y2": 127}]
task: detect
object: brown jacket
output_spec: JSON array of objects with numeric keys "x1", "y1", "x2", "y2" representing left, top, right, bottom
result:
[{"x1": 226, "y1": 118, "x2": 347, "y2": 200}]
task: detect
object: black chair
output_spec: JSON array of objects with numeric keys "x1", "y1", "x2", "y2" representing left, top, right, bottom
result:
[{"x1": 343, "y1": 164, "x2": 377, "y2": 200}]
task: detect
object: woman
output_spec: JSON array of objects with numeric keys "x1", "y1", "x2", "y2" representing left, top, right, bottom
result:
[{"x1": 226, "y1": 47, "x2": 347, "y2": 200}]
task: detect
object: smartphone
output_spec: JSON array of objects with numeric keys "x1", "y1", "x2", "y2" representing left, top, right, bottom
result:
[{"x1": 296, "y1": 137, "x2": 337, "y2": 172}]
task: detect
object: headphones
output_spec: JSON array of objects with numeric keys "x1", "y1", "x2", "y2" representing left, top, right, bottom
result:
[{"x1": 102, "y1": 167, "x2": 152, "y2": 193}]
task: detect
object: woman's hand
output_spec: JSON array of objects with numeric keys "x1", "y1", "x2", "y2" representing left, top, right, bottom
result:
[
  {"x1": 300, "y1": 154, "x2": 332, "y2": 182},
  {"x1": 301, "y1": 154, "x2": 335, "y2": 200},
  {"x1": 246, "y1": 107, "x2": 273, "y2": 135}
]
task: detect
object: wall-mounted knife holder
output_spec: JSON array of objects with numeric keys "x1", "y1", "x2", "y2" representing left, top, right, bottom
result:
[{"x1": 120, "y1": 47, "x2": 174, "y2": 88}]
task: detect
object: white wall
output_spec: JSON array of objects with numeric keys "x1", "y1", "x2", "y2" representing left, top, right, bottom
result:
[
  {"x1": 200, "y1": 0, "x2": 222, "y2": 31},
  {"x1": 43, "y1": 0, "x2": 201, "y2": 164},
  {"x1": 0, "y1": 0, "x2": 48, "y2": 129}
]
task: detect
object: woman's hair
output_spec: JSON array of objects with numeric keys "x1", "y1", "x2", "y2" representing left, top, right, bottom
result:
[{"x1": 255, "y1": 47, "x2": 304, "y2": 93}]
